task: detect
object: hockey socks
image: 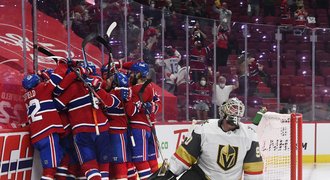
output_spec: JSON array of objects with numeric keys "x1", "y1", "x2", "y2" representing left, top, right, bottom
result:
[
  {"x1": 82, "y1": 160, "x2": 102, "y2": 180},
  {"x1": 99, "y1": 163, "x2": 110, "y2": 180},
  {"x1": 41, "y1": 167, "x2": 56, "y2": 180},
  {"x1": 127, "y1": 162, "x2": 138, "y2": 180},
  {"x1": 109, "y1": 162, "x2": 127, "y2": 179},
  {"x1": 148, "y1": 159, "x2": 159, "y2": 173},
  {"x1": 133, "y1": 161, "x2": 151, "y2": 180}
]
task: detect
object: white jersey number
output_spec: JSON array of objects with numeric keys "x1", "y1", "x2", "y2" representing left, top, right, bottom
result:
[{"x1": 29, "y1": 99, "x2": 43, "y2": 122}]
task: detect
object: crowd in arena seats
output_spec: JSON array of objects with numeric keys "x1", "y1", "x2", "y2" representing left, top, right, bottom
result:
[{"x1": 29, "y1": 0, "x2": 330, "y2": 120}]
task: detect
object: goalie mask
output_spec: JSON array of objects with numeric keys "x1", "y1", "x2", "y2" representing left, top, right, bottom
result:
[{"x1": 219, "y1": 97, "x2": 245, "y2": 127}]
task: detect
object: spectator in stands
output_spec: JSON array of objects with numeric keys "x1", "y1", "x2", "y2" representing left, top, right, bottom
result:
[
  {"x1": 216, "y1": 24, "x2": 230, "y2": 69},
  {"x1": 143, "y1": 26, "x2": 159, "y2": 82},
  {"x1": 263, "y1": 0, "x2": 276, "y2": 17},
  {"x1": 247, "y1": 0, "x2": 260, "y2": 17},
  {"x1": 237, "y1": 52, "x2": 268, "y2": 96},
  {"x1": 127, "y1": 16, "x2": 140, "y2": 55},
  {"x1": 287, "y1": 0, "x2": 297, "y2": 17},
  {"x1": 213, "y1": 1, "x2": 232, "y2": 32},
  {"x1": 191, "y1": 75, "x2": 212, "y2": 120},
  {"x1": 190, "y1": 40, "x2": 212, "y2": 82},
  {"x1": 191, "y1": 21, "x2": 207, "y2": 46},
  {"x1": 294, "y1": 5, "x2": 308, "y2": 26},
  {"x1": 164, "y1": 0, "x2": 178, "y2": 40},
  {"x1": 155, "y1": 46, "x2": 181, "y2": 94},
  {"x1": 281, "y1": 0, "x2": 290, "y2": 16},
  {"x1": 212, "y1": 75, "x2": 239, "y2": 114},
  {"x1": 144, "y1": 0, "x2": 162, "y2": 27},
  {"x1": 184, "y1": 0, "x2": 203, "y2": 17}
]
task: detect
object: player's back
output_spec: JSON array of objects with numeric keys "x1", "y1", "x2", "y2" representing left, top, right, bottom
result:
[
  {"x1": 126, "y1": 83, "x2": 155, "y2": 131},
  {"x1": 105, "y1": 89, "x2": 128, "y2": 133},
  {"x1": 23, "y1": 82, "x2": 64, "y2": 144},
  {"x1": 54, "y1": 81, "x2": 109, "y2": 134}
]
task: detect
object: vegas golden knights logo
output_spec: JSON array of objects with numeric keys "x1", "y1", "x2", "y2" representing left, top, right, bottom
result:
[{"x1": 217, "y1": 145, "x2": 239, "y2": 171}]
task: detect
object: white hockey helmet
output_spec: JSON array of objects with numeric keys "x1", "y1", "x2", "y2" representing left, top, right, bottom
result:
[{"x1": 219, "y1": 97, "x2": 245, "y2": 126}]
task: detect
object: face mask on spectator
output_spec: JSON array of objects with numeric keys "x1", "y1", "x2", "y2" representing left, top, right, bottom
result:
[
  {"x1": 200, "y1": 80, "x2": 206, "y2": 86},
  {"x1": 219, "y1": 83, "x2": 226, "y2": 88}
]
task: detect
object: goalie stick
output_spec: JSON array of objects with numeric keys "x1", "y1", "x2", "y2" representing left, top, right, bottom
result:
[{"x1": 138, "y1": 79, "x2": 165, "y2": 161}]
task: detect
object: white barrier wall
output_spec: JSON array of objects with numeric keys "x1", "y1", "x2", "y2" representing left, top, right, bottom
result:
[{"x1": 0, "y1": 122, "x2": 329, "y2": 179}]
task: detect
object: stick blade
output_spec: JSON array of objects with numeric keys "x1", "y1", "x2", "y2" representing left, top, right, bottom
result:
[{"x1": 106, "y1": 22, "x2": 117, "y2": 37}]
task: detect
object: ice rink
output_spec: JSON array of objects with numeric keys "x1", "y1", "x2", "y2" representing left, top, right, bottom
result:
[{"x1": 303, "y1": 163, "x2": 330, "y2": 180}]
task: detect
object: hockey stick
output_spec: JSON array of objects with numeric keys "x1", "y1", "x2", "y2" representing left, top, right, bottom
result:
[
  {"x1": 38, "y1": 44, "x2": 102, "y2": 135},
  {"x1": 81, "y1": 33, "x2": 104, "y2": 135},
  {"x1": 138, "y1": 79, "x2": 165, "y2": 161},
  {"x1": 97, "y1": 22, "x2": 117, "y2": 78}
]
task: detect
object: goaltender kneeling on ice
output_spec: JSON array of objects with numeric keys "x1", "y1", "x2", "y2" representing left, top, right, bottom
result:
[{"x1": 149, "y1": 97, "x2": 264, "y2": 180}]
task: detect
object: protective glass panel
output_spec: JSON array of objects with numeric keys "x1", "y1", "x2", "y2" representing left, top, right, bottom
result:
[{"x1": 0, "y1": 0, "x2": 27, "y2": 127}]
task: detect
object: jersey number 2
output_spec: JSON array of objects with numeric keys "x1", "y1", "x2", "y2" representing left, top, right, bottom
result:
[{"x1": 29, "y1": 99, "x2": 43, "y2": 122}]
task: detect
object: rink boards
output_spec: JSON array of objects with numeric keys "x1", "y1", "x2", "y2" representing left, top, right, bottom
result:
[{"x1": 0, "y1": 121, "x2": 330, "y2": 178}]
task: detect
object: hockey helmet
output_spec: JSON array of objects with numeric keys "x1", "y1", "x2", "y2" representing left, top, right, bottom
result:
[
  {"x1": 87, "y1": 62, "x2": 97, "y2": 75},
  {"x1": 114, "y1": 72, "x2": 129, "y2": 87},
  {"x1": 130, "y1": 62, "x2": 149, "y2": 78},
  {"x1": 22, "y1": 74, "x2": 41, "y2": 90},
  {"x1": 219, "y1": 97, "x2": 245, "y2": 126}
]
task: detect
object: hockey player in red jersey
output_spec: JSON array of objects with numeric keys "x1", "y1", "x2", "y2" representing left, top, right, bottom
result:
[
  {"x1": 54, "y1": 65, "x2": 111, "y2": 180},
  {"x1": 22, "y1": 72, "x2": 65, "y2": 180},
  {"x1": 50, "y1": 59, "x2": 91, "y2": 179},
  {"x1": 150, "y1": 97, "x2": 264, "y2": 180},
  {"x1": 95, "y1": 71, "x2": 139, "y2": 180},
  {"x1": 124, "y1": 62, "x2": 162, "y2": 179}
]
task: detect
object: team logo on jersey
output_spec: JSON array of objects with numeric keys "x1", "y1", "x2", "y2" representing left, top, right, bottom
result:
[{"x1": 217, "y1": 144, "x2": 238, "y2": 171}]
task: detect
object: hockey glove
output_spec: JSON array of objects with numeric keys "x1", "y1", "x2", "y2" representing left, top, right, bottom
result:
[
  {"x1": 143, "y1": 102, "x2": 154, "y2": 115},
  {"x1": 38, "y1": 68, "x2": 54, "y2": 81},
  {"x1": 76, "y1": 66, "x2": 89, "y2": 78},
  {"x1": 85, "y1": 76, "x2": 102, "y2": 91},
  {"x1": 116, "y1": 87, "x2": 131, "y2": 102}
]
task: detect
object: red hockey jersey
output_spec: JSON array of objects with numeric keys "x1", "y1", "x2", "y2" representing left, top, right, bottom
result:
[
  {"x1": 97, "y1": 88, "x2": 128, "y2": 134},
  {"x1": 189, "y1": 82, "x2": 212, "y2": 105},
  {"x1": 54, "y1": 81, "x2": 109, "y2": 134},
  {"x1": 23, "y1": 82, "x2": 64, "y2": 144},
  {"x1": 125, "y1": 83, "x2": 161, "y2": 131}
]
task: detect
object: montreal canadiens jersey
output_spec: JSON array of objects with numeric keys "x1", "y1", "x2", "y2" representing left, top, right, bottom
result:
[
  {"x1": 169, "y1": 119, "x2": 263, "y2": 180},
  {"x1": 125, "y1": 83, "x2": 161, "y2": 131},
  {"x1": 23, "y1": 82, "x2": 64, "y2": 144},
  {"x1": 54, "y1": 81, "x2": 109, "y2": 134},
  {"x1": 156, "y1": 56, "x2": 181, "y2": 84},
  {"x1": 97, "y1": 88, "x2": 127, "y2": 133}
]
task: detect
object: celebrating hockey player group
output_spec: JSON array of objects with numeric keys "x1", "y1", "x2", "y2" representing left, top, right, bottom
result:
[{"x1": 22, "y1": 59, "x2": 161, "y2": 180}]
